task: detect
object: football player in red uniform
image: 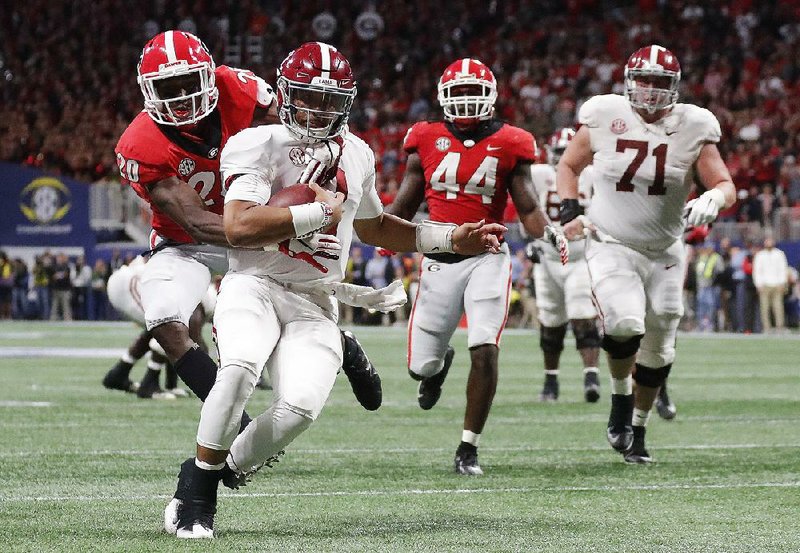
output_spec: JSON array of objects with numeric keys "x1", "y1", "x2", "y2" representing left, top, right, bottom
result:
[
  {"x1": 104, "y1": 31, "x2": 381, "y2": 410},
  {"x1": 388, "y1": 58, "x2": 549, "y2": 475}
]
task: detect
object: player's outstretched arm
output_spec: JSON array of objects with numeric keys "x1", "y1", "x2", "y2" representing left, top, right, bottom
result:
[
  {"x1": 686, "y1": 143, "x2": 736, "y2": 227},
  {"x1": 556, "y1": 126, "x2": 594, "y2": 240},
  {"x1": 385, "y1": 153, "x2": 426, "y2": 220},
  {"x1": 148, "y1": 177, "x2": 230, "y2": 246},
  {"x1": 508, "y1": 161, "x2": 548, "y2": 238},
  {"x1": 354, "y1": 215, "x2": 506, "y2": 256}
]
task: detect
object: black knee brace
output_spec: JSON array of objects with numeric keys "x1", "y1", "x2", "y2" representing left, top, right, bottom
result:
[
  {"x1": 601, "y1": 334, "x2": 643, "y2": 359},
  {"x1": 540, "y1": 324, "x2": 568, "y2": 354},
  {"x1": 633, "y1": 363, "x2": 672, "y2": 388},
  {"x1": 572, "y1": 319, "x2": 601, "y2": 350}
]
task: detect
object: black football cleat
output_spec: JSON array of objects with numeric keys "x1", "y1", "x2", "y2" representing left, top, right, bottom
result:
[
  {"x1": 583, "y1": 369, "x2": 600, "y2": 403},
  {"x1": 624, "y1": 426, "x2": 653, "y2": 464},
  {"x1": 175, "y1": 462, "x2": 220, "y2": 539},
  {"x1": 454, "y1": 442, "x2": 483, "y2": 475},
  {"x1": 164, "y1": 457, "x2": 195, "y2": 535},
  {"x1": 220, "y1": 450, "x2": 285, "y2": 490},
  {"x1": 655, "y1": 383, "x2": 677, "y2": 420},
  {"x1": 102, "y1": 361, "x2": 139, "y2": 393},
  {"x1": 417, "y1": 346, "x2": 455, "y2": 410},
  {"x1": 538, "y1": 377, "x2": 559, "y2": 402},
  {"x1": 607, "y1": 394, "x2": 634, "y2": 453},
  {"x1": 341, "y1": 330, "x2": 382, "y2": 411}
]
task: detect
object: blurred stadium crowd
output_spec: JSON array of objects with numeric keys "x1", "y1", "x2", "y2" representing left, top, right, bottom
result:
[{"x1": 1, "y1": 0, "x2": 799, "y2": 330}]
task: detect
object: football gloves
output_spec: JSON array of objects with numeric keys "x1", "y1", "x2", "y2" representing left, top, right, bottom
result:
[
  {"x1": 299, "y1": 140, "x2": 342, "y2": 185},
  {"x1": 685, "y1": 188, "x2": 726, "y2": 227}
]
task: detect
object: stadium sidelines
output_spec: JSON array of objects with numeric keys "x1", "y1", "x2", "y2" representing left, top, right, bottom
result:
[{"x1": 4, "y1": 480, "x2": 799, "y2": 503}]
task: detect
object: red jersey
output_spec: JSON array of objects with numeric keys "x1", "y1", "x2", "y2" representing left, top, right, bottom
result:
[
  {"x1": 115, "y1": 66, "x2": 272, "y2": 244},
  {"x1": 403, "y1": 120, "x2": 537, "y2": 226}
]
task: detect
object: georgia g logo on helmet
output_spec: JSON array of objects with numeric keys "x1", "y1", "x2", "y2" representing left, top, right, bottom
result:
[
  {"x1": 624, "y1": 44, "x2": 681, "y2": 115},
  {"x1": 137, "y1": 30, "x2": 219, "y2": 126},
  {"x1": 276, "y1": 42, "x2": 357, "y2": 142}
]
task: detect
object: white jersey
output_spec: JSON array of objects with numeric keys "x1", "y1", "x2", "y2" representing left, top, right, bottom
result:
[
  {"x1": 220, "y1": 125, "x2": 383, "y2": 285},
  {"x1": 530, "y1": 163, "x2": 594, "y2": 260},
  {"x1": 580, "y1": 94, "x2": 721, "y2": 250}
]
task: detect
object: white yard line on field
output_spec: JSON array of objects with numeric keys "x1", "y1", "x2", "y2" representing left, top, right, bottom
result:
[
  {"x1": 0, "y1": 442, "x2": 798, "y2": 459},
  {"x1": 3, "y1": 480, "x2": 799, "y2": 503}
]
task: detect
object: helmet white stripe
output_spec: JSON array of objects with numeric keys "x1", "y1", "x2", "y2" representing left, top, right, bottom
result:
[
  {"x1": 650, "y1": 44, "x2": 665, "y2": 67},
  {"x1": 317, "y1": 42, "x2": 331, "y2": 79},
  {"x1": 165, "y1": 30, "x2": 177, "y2": 63},
  {"x1": 461, "y1": 58, "x2": 470, "y2": 75}
]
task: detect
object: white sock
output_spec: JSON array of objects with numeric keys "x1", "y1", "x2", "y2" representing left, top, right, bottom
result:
[
  {"x1": 583, "y1": 366, "x2": 599, "y2": 374},
  {"x1": 147, "y1": 359, "x2": 165, "y2": 372},
  {"x1": 462, "y1": 430, "x2": 480, "y2": 447},
  {"x1": 195, "y1": 458, "x2": 225, "y2": 471},
  {"x1": 544, "y1": 369, "x2": 559, "y2": 376},
  {"x1": 632, "y1": 408, "x2": 651, "y2": 428},
  {"x1": 611, "y1": 375, "x2": 633, "y2": 395},
  {"x1": 121, "y1": 352, "x2": 136, "y2": 364}
]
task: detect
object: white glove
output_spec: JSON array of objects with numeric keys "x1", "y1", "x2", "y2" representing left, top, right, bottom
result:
[
  {"x1": 685, "y1": 188, "x2": 726, "y2": 227},
  {"x1": 293, "y1": 234, "x2": 341, "y2": 259},
  {"x1": 324, "y1": 280, "x2": 407, "y2": 313},
  {"x1": 544, "y1": 225, "x2": 569, "y2": 265},
  {"x1": 299, "y1": 141, "x2": 342, "y2": 184}
]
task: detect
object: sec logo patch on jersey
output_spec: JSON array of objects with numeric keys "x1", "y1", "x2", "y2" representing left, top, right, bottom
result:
[
  {"x1": 178, "y1": 158, "x2": 196, "y2": 176},
  {"x1": 435, "y1": 137, "x2": 451, "y2": 151},
  {"x1": 289, "y1": 147, "x2": 306, "y2": 166},
  {"x1": 610, "y1": 118, "x2": 628, "y2": 134}
]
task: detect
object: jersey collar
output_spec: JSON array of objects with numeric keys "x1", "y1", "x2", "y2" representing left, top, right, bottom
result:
[
  {"x1": 444, "y1": 119, "x2": 504, "y2": 145},
  {"x1": 157, "y1": 109, "x2": 223, "y2": 159}
]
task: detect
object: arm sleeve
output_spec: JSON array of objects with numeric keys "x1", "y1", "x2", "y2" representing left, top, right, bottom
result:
[
  {"x1": 220, "y1": 127, "x2": 274, "y2": 199},
  {"x1": 355, "y1": 147, "x2": 384, "y2": 219},
  {"x1": 225, "y1": 173, "x2": 271, "y2": 205},
  {"x1": 402, "y1": 123, "x2": 422, "y2": 154},
  {"x1": 578, "y1": 95, "x2": 602, "y2": 128},
  {"x1": 695, "y1": 107, "x2": 722, "y2": 144},
  {"x1": 254, "y1": 77, "x2": 275, "y2": 109}
]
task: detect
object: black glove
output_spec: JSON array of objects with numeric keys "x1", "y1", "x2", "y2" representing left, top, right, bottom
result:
[{"x1": 524, "y1": 242, "x2": 541, "y2": 264}]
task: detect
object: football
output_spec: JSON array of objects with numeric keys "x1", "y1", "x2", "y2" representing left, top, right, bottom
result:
[{"x1": 266, "y1": 183, "x2": 316, "y2": 207}]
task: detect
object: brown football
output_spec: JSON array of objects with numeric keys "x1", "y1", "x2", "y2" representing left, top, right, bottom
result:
[{"x1": 266, "y1": 184, "x2": 316, "y2": 207}]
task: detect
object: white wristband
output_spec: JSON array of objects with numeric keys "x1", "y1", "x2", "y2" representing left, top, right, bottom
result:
[
  {"x1": 416, "y1": 220, "x2": 457, "y2": 254},
  {"x1": 706, "y1": 187, "x2": 726, "y2": 208},
  {"x1": 288, "y1": 202, "x2": 333, "y2": 239}
]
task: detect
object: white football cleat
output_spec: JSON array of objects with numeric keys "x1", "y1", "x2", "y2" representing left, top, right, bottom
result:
[
  {"x1": 163, "y1": 497, "x2": 181, "y2": 535},
  {"x1": 176, "y1": 522, "x2": 214, "y2": 539}
]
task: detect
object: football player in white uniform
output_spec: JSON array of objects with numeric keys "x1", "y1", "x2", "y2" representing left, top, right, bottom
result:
[
  {"x1": 529, "y1": 128, "x2": 600, "y2": 403},
  {"x1": 557, "y1": 45, "x2": 735, "y2": 463},
  {"x1": 168, "y1": 43, "x2": 507, "y2": 539}
]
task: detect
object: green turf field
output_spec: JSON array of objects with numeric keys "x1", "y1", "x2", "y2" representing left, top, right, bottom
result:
[{"x1": 1, "y1": 321, "x2": 798, "y2": 552}]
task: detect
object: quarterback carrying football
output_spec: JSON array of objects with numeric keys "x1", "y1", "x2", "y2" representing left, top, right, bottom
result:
[{"x1": 168, "y1": 43, "x2": 507, "y2": 539}]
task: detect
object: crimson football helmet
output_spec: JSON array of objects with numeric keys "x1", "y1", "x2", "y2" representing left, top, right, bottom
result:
[
  {"x1": 437, "y1": 58, "x2": 497, "y2": 123},
  {"x1": 276, "y1": 42, "x2": 357, "y2": 142},
  {"x1": 137, "y1": 31, "x2": 218, "y2": 126},
  {"x1": 546, "y1": 127, "x2": 576, "y2": 166},
  {"x1": 624, "y1": 45, "x2": 681, "y2": 114}
]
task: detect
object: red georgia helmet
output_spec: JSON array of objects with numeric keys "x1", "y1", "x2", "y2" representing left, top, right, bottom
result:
[
  {"x1": 546, "y1": 127, "x2": 576, "y2": 166},
  {"x1": 437, "y1": 58, "x2": 497, "y2": 123},
  {"x1": 624, "y1": 45, "x2": 681, "y2": 114},
  {"x1": 137, "y1": 30, "x2": 218, "y2": 126},
  {"x1": 276, "y1": 42, "x2": 357, "y2": 142}
]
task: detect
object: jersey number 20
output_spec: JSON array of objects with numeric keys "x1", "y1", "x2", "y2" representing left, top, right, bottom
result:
[{"x1": 430, "y1": 152, "x2": 498, "y2": 204}]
